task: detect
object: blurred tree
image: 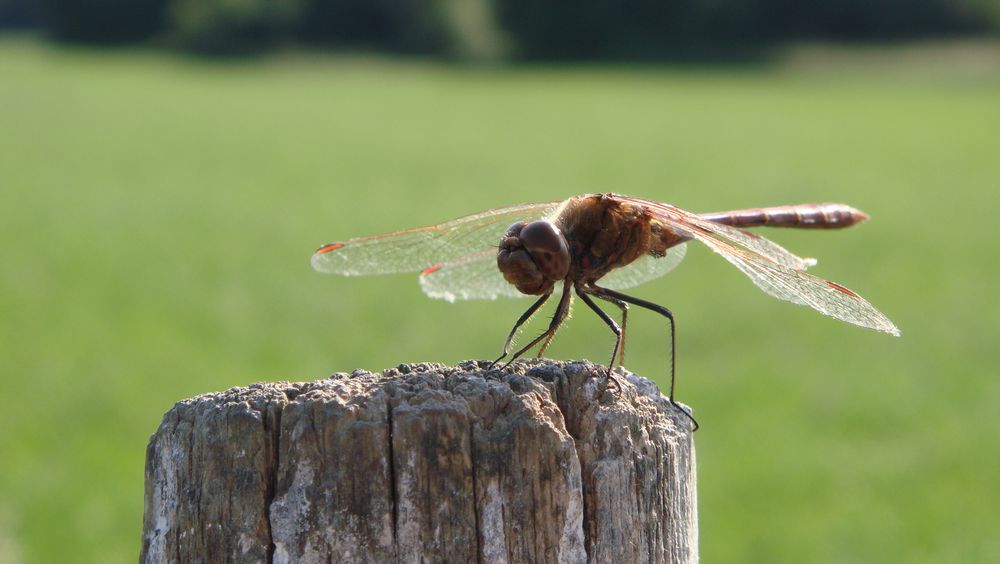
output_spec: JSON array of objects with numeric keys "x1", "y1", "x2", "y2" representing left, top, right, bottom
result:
[
  {"x1": 169, "y1": 0, "x2": 301, "y2": 54},
  {"x1": 756, "y1": 0, "x2": 993, "y2": 40},
  {"x1": 41, "y1": 0, "x2": 168, "y2": 43},
  {"x1": 25, "y1": 0, "x2": 1000, "y2": 56},
  {"x1": 495, "y1": 0, "x2": 999, "y2": 60},
  {"x1": 296, "y1": 0, "x2": 452, "y2": 54},
  {"x1": 438, "y1": 0, "x2": 510, "y2": 60},
  {"x1": 495, "y1": 0, "x2": 763, "y2": 60},
  {"x1": 1, "y1": 0, "x2": 43, "y2": 29}
]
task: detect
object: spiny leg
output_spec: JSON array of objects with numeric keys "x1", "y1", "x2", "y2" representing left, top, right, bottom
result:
[
  {"x1": 489, "y1": 292, "x2": 551, "y2": 368},
  {"x1": 535, "y1": 289, "x2": 568, "y2": 358},
  {"x1": 589, "y1": 285, "x2": 699, "y2": 432},
  {"x1": 536, "y1": 326, "x2": 559, "y2": 358},
  {"x1": 537, "y1": 293, "x2": 575, "y2": 358},
  {"x1": 593, "y1": 293, "x2": 629, "y2": 366},
  {"x1": 501, "y1": 280, "x2": 573, "y2": 369}
]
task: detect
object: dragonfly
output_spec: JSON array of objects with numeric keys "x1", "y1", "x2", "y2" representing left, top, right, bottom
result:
[{"x1": 312, "y1": 193, "x2": 899, "y2": 430}]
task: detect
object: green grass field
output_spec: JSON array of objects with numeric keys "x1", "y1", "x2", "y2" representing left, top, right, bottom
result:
[{"x1": 2, "y1": 37, "x2": 998, "y2": 562}]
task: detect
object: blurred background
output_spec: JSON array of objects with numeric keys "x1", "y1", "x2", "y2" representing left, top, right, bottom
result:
[{"x1": 2, "y1": 0, "x2": 999, "y2": 561}]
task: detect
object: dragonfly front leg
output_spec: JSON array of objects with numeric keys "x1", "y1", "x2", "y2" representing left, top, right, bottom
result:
[
  {"x1": 489, "y1": 292, "x2": 551, "y2": 368},
  {"x1": 499, "y1": 280, "x2": 573, "y2": 369},
  {"x1": 536, "y1": 330, "x2": 558, "y2": 358},
  {"x1": 536, "y1": 310, "x2": 569, "y2": 358},
  {"x1": 540, "y1": 288, "x2": 628, "y2": 362}
]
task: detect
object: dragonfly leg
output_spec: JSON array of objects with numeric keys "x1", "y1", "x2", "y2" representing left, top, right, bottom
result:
[
  {"x1": 592, "y1": 293, "x2": 628, "y2": 366},
  {"x1": 489, "y1": 292, "x2": 551, "y2": 368},
  {"x1": 536, "y1": 330, "x2": 557, "y2": 358},
  {"x1": 576, "y1": 287, "x2": 625, "y2": 393},
  {"x1": 588, "y1": 285, "x2": 699, "y2": 432},
  {"x1": 537, "y1": 308, "x2": 570, "y2": 358},
  {"x1": 499, "y1": 280, "x2": 573, "y2": 370}
]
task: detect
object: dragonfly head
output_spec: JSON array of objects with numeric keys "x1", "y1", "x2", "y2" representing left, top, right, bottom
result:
[{"x1": 497, "y1": 220, "x2": 571, "y2": 295}]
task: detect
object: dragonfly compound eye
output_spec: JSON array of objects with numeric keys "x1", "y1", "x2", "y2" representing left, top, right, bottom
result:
[
  {"x1": 497, "y1": 247, "x2": 546, "y2": 294},
  {"x1": 519, "y1": 221, "x2": 571, "y2": 282},
  {"x1": 497, "y1": 220, "x2": 567, "y2": 295}
]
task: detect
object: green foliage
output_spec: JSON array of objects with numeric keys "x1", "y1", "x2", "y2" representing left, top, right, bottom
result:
[{"x1": 2, "y1": 38, "x2": 1000, "y2": 562}]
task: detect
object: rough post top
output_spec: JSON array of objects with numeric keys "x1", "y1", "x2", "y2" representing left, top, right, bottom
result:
[
  {"x1": 144, "y1": 358, "x2": 698, "y2": 563},
  {"x1": 166, "y1": 359, "x2": 694, "y2": 437}
]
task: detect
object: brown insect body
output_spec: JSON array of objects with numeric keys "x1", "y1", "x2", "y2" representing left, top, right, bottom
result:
[
  {"x1": 499, "y1": 194, "x2": 687, "y2": 294},
  {"x1": 501, "y1": 195, "x2": 871, "y2": 298},
  {"x1": 552, "y1": 194, "x2": 684, "y2": 285}
]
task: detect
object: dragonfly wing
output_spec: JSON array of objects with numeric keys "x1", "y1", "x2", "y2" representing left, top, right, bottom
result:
[
  {"x1": 418, "y1": 249, "x2": 526, "y2": 302},
  {"x1": 311, "y1": 202, "x2": 557, "y2": 276},
  {"x1": 615, "y1": 195, "x2": 899, "y2": 335},
  {"x1": 622, "y1": 196, "x2": 817, "y2": 271},
  {"x1": 697, "y1": 220, "x2": 817, "y2": 270},
  {"x1": 700, "y1": 238, "x2": 899, "y2": 335},
  {"x1": 599, "y1": 243, "x2": 687, "y2": 291}
]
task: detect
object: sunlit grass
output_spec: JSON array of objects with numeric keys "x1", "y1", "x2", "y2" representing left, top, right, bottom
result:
[{"x1": 1, "y1": 37, "x2": 998, "y2": 562}]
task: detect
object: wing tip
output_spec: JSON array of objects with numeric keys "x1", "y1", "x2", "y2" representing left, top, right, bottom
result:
[
  {"x1": 311, "y1": 242, "x2": 344, "y2": 272},
  {"x1": 825, "y1": 281, "x2": 900, "y2": 336}
]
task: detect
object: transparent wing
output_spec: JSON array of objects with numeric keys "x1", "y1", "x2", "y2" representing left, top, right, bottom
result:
[
  {"x1": 698, "y1": 237, "x2": 899, "y2": 335},
  {"x1": 418, "y1": 249, "x2": 526, "y2": 302},
  {"x1": 311, "y1": 201, "x2": 557, "y2": 276},
  {"x1": 599, "y1": 243, "x2": 687, "y2": 291},
  {"x1": 622, "y1": 196, "x2": 817, "y2": 271},
  {"x1": 615, "y1": 195, "x2": 899, "y2": 335},
  {"x1": 698, "y1": 221, "x2": 817, "y2": 270}
]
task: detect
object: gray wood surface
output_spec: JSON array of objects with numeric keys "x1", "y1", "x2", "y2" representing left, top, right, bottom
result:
[{"x1": 141, "y1": 359, "x2": 698, "y2": 563}]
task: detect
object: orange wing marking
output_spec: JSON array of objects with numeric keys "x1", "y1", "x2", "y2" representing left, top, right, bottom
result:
[
  {"x1": 826, "y1": 280, "x2": 860, "y2": 298},
  {"x1": 315, "y1": 243, "x2": 343, "y2": 254}
]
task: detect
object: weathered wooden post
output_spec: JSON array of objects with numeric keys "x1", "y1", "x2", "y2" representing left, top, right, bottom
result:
[{"x1": 140, "y1": 359, "x2": 698, "y2": 563}]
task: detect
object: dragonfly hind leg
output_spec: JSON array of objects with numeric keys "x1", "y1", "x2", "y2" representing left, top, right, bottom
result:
[
  {"x1": 587, "y1": 284, "x2": 699, "y2": 432},
  {"x1": 592, "y1": 293, "x2": 628, "y2": 366},
  {"x1": 576, "y1": 287, "x2": 626, "y2": 393}
]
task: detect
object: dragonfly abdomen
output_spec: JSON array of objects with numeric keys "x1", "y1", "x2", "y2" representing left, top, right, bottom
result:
[{"x1": 699, "y1": 203, "x2": 869, "y2": 229}]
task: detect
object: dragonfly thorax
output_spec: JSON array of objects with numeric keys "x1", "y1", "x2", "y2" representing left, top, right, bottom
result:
[{"x1": 497, "y1": 220, "x2": 571, "y2": 295}]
